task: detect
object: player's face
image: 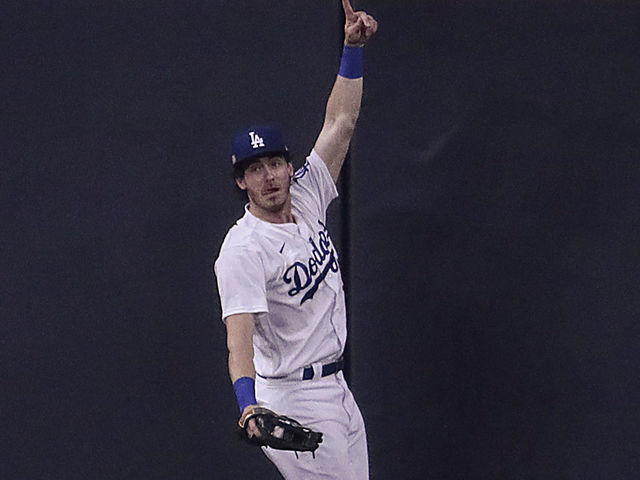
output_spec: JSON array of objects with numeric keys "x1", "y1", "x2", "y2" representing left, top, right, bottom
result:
[{"x1": 236, "y1": 155, "x2": 294, "y2": 215}]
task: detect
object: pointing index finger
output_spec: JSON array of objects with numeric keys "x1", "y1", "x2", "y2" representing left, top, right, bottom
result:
[{"x1": 342, "y1": 0, "x2": 356, "y2": 19}]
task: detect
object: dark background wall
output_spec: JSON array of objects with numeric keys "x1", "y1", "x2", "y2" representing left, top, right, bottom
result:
[
  {"x1": 351, "y1": 2, "x2": 640, "y2": 479},
  {"x1": 3, "y1": 1, "x2": 639, "y2": 479}
]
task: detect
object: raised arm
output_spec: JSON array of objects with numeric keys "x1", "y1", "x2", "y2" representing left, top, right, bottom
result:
[{"x1": 313, "y1": 0, "x2": 378, "y2": 182}]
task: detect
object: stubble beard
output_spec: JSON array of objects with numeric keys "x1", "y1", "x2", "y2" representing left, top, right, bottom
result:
[{"x1": 250, "y1": 184, "x2": 291, "y2": 215}]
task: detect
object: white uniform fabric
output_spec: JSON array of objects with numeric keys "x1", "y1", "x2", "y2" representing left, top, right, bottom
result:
[
  {"x1": 215, "y1": 150, "x2": 368, "y2": 479},
  {"x1": 257, "y1": 371, "x2": 368, "y2": 479},
  {"x1": 215, "y1": 150, "x2": 345, "y2": 378}
]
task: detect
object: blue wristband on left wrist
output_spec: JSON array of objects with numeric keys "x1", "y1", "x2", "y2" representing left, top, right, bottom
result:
[{"x1": 233, "y1": 376, "x2": 257, "y2": 413}]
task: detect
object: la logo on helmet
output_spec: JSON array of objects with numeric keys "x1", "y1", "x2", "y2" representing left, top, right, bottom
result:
[{"x1": 249, "y1": 131, "x2": 265, "y2": 149}]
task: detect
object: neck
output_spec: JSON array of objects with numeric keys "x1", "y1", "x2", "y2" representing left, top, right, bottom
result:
[{"x1": 248, "y1": 199, "x2": 295, "y2": 224}]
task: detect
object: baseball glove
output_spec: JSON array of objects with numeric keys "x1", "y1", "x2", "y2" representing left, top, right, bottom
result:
[{"x1": 237, "y1": 406, "x2": 323, "y2": 453}]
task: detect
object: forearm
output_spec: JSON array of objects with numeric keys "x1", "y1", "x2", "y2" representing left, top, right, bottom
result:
[
  {"x1": 324, "y1": 66, "x2": 363, "y2": 133},
  {"x1": 228, "y1": 345, "x2": 256, "y2": 383},
  {"x1": 314, "y1": 52, "x2": 364, "y2": 181},
  {"x1": 226, "y1": 313, "x2": 256, "y2": 383},
  {"x1": 314, "y1": 3, "x2": 377, "y2": 181}
]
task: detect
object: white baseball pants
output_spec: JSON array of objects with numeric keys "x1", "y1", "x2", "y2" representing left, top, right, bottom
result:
[{"x1": 255, "y1": 370, "x2": 369, "y2": 479}]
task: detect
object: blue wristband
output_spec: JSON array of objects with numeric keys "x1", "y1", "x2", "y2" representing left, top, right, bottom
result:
[
  {"x1": 338, "y1": 45, "x2": 364, "y2": 79},
  {"x1": 233, "y1": 376, "x2": 257, "y2": 413}
]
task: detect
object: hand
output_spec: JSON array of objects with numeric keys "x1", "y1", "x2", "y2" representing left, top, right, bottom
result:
[
  {"x1": 239, "y1": 404, "x2": 262, "y2": 439},
  {"x1": 342, "y1": 0, "x2": 378, "y2": 47}
]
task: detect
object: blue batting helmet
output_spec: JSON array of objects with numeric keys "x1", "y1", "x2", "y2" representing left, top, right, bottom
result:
[{"x1": 231, "y1": 125, "x2": 289, "y2": 166}]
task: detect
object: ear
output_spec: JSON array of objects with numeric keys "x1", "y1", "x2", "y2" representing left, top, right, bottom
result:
[
  {"x1": 287, "y1": 162, "x2": 294, "y2": 177},
  {"x1": 236, "y1": 177, "x2": 247, "y2": 191}
]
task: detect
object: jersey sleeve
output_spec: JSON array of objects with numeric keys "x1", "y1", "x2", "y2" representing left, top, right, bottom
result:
[
  {"x1": 214, "y1": 247, "x2": 268, "y2": 321},
  {"x1": 292, "y1": 150, "x2": 339, "y2": 217}
]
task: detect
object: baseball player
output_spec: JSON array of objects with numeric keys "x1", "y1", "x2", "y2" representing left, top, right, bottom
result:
[{"x1": 214, "y1": 1, "x2": 377, "y2": 478}]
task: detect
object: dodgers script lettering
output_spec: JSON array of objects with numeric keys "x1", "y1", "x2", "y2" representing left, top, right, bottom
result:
[{"x1": 283, "y1": 221, "x2": 339, "y2": 304}]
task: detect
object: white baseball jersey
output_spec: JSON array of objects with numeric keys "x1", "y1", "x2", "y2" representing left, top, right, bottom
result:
[{"x1": 214, "y1": 150, "x2": 346, "y2": 378}]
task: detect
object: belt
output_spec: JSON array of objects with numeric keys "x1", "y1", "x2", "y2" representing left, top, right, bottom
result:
[
  {"x1": 302, "y1": 357, "x2": 344, "y2": 380},
  {"x1": 257, "y1": 357, "x2": 344, "y2": 381}
]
